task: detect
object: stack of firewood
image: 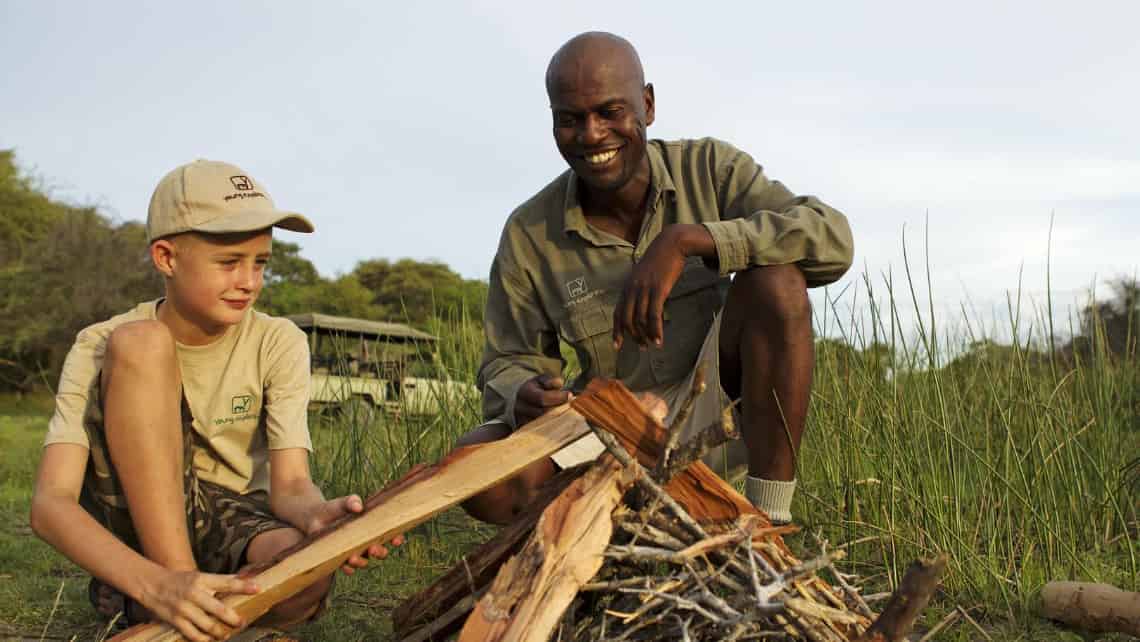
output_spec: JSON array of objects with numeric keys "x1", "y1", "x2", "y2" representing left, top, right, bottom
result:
[{"x1": 394, "y1": 379, "x2": 945, "y2": 642}]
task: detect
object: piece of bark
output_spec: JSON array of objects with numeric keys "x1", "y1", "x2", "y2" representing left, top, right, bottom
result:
[
  {"x1": 457, "y1": 454, "x2": 635, "y2": 642},
  {"x1": 854, "y1": 554, "x2": 948, "y2": 642},
  {"x1": 570, "y1": 378, "x2": 761, "y2": 526},
  {"x1": 110, "y1": 404, "x2": 595, "y2": 642},
  {"x1": 392, "y1": 464, "x2": 590, "y2": 641},
  {"x1": 1040, "y1": 581, "x2": 1140, "y2": 637}
]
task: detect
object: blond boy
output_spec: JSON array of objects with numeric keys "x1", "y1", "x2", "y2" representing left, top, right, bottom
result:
[{"x1": 29, "y1": 160, "x2": 397, "y2": 641}]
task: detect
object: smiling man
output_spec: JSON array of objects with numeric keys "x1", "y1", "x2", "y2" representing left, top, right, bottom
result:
[{"x1": 458, "y1": 32, "x2": 854, "y2": 526}]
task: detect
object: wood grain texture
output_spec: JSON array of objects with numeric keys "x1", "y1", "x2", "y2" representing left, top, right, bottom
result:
[
  {"x1": 1040, "y1": 581, "x2": 1140, "y2": 637},
  {"x1": 391, "y1": 464, "x2": 590, "y2": 640},
  {"x1": 457, "y1": 455, "x2": 634, "y2": 642}
]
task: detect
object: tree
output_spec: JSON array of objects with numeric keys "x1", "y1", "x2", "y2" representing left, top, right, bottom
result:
[
  {"x1": 354, "y1": 258, "x2": 487, "y2": 326},
  {"x1": 0, "y1": 208, "x2": 160, "y2": 389},
  {"x1": 1064, "y1": 276, "x2": 1139, "y2": 363}
]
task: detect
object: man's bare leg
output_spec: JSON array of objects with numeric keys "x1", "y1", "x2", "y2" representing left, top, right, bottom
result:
[
  {"x1": 102, "y1": 320, "x2": 197, "y2": 572},
  {"x1": 454, "y1": 422, "x2": 557, "y2": 525},
  {"x1": 718, "y1": 265, "x2": 813, "y2": 521}
]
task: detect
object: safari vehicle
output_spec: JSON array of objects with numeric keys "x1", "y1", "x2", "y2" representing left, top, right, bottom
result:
[{"x1": 287, "y1": 313, "x2": 476, "y2": 418}]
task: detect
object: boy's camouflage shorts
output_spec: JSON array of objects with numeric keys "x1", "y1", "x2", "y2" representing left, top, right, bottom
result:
[{"x1": 79, "y1": 385, "x2": 293, "y2": 574}]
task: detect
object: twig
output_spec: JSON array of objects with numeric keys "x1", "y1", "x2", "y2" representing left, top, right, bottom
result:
[{"x1": 588, "y1": 418, "x2": 708, "y2": 539}]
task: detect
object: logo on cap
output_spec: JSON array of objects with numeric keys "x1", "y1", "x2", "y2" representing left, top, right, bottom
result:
[{"x1": 230, "y1": 175, "x2": 254, "y2": 191}]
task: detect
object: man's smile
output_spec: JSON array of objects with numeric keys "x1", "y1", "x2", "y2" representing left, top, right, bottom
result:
[{"x1": 581, "y1": 147, "x2": 621, "y2": 167}]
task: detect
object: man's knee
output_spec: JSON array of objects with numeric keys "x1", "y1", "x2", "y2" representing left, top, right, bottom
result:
[
  {"x1": 731, "y1": 264, "x2": 810, "y2": 325},
  {"x1": 104, "y1": 320, "x2": 177, "y2": 371}
]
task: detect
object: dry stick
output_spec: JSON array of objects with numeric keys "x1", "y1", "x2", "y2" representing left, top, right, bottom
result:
[
  {"x1": 915, "y1": 608, "x2": 961, "y2": 642},
  {"x1": 854, "y1": 553, "x2": 948, "y2": 642},
  {"x1": 399, "y1": 588, "x2": 488, "y2": 642},
  {"x1": 656, "y1": 363, "x2": 707, "y2": 479},
  {"x1": 955, "y1": 606, "x2": 993, "y2": 641},
  {"x1": 587, "y1": 419, "x2": 709, "y2": 540}
]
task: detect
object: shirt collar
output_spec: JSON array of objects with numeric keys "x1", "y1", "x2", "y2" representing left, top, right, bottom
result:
[{"x1": 561, "y1": 141, "x2": 675, "y2": 238}]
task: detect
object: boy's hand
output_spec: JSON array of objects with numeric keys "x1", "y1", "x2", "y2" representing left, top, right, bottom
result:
[
  {"x1": 305, "y1": 495, "x2": 405, "y2": 575},
  {"x1": 140, "y1": 569, "x2": 258, "y2": 642}
]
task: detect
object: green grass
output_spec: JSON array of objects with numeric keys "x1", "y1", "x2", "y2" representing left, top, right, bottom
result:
[{"x1": 1, "y1": 279, "x2": 1137, "y2": 641}]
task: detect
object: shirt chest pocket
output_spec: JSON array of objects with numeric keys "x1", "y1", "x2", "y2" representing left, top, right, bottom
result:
[{"x1": 559, "y1": 304, "x2": 617, "y2": 380}]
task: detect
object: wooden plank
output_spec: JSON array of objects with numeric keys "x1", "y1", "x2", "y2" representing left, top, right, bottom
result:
[
  {"x1": 111, "y1": 404, "x2": 593, "y2": 642},
  {"x1": 457, "y1": 455, "x2": 634, "y2": 642},
  {"x1": 391, "y1": 464, "x2": 590, "y2": 641}
]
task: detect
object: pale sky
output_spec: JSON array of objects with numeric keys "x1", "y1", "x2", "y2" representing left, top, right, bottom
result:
[{"x1": 3, "y1": 1, "x2": 1138, "y2": 346}]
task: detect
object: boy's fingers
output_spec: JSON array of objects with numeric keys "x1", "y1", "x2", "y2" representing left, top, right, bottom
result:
[
  {"x1": 344, "y1": 494, "x2": 364, "y2": 513},
  {"x1": 172, "y1": 617, "x2": 211, "y2": 642},
  {"x1": 194, "y1": 589, "x2": 244, "y2": 629},
  {"x1": 208, "y1": 574, "x2": 259, "y2": 596},
  {"x1": 391, "y1": 534, "x2": 405, "y2": 546}
]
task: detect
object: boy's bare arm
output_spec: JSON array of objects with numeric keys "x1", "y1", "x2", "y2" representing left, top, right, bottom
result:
[
  {"x1": 30, "y1": 443, "x2": 257, "y2": 642},
  {"x1": 268, "y1": 448, "x2": 401, "y2": 574}
]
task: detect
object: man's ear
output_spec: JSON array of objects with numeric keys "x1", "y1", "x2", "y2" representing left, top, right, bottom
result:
[
  {"x1": 643, "y1": 83, "x2": 656, "y2": 127},
  {"x1": 150, "y1": 239, "x2": 176, "y2": 277}
]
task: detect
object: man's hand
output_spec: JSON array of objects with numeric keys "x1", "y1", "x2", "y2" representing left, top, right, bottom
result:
[
  {"x1": 613, "y1": 224, "x2": 717, "y2": 350},
  {"x1": 515, "y1": 374, "x2": 572, "y2": 426},
  {"x1": 304, "y1": 495, "x2": 405, "y2": 575},
  {"x1": 139, "y1": 568, "x2": 258, "y2": 642}
]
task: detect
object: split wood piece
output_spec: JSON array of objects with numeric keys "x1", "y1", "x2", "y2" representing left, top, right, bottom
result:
[
  {"x1": 570, "y1": 378, "x2": 760, "y2": 527},
  {"x1": 110, "y1": 403, "x2": 596, "y2": 642},
  {"x1": 392, "y1": 464, "x2": 590, "y2": 641},
  {"x1": 854, "y1": 553, "x2": 948, "y2": 642},
  {"x1": 1039, "y1": 581, "x2": 1140, "y2": 637},
  {"x1": 457, "y1": 454, "x2": 636, "y2": 642}
]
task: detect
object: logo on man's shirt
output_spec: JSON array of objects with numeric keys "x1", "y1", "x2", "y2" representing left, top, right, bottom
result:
[
  {"x1": 231, "y1": 394, "x2": 255, "y2": 414},
  {"x1": 566, "y1": 277, "x2": 588, "y2": 299}
]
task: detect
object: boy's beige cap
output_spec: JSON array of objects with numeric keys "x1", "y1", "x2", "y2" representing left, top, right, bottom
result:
[{"x1": 146, "y1": 159, "x2": 314, "y2": 242}]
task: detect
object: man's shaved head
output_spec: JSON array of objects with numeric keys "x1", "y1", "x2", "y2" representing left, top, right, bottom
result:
[
  {"x1": 545, "y1": 31, "x2": 645, "y2": 98},
  {"x1": 544, "y1": 32, "x2": 655, "y2": 196}
]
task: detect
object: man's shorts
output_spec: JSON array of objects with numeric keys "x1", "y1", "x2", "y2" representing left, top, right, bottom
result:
[
  {"x1": 79, "y1": 383, "x2": 293, "y2": 574},
  {"x1": 551, "y1": 312, "x2": 750, "y2": 480}
]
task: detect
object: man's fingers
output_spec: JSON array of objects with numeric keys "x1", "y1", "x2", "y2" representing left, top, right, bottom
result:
[
  {"x1": 635, "y1": 287, "x2": 655, "y2": 346},
  {"x1": 536, "y1": 374, "x2": 564, "y2": 390},
  {"x1": 391, "y1": 534, "x2": 405, "y2": 547},
  {"x1": 649, "y1": 287, "x2": 667, "y2": 346}
]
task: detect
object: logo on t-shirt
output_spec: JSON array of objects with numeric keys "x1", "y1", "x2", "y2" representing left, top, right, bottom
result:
[{"x1": 232, "y1": 394, "x2": 255, "y2": 414}]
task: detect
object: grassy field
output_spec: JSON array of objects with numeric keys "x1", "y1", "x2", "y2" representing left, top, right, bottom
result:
[{"x1": 0, "y1": 291, "x2": 1137, "y2": 641}]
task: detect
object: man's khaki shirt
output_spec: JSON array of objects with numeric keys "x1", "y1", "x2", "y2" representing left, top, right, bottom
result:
[{"x1": 479, "y1": 137, "x2": 854, "y2": 427}]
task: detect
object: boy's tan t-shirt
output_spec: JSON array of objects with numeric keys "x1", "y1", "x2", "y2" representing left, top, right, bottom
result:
[{"x1": 44, "y1": 300, "x2": 313, "y2": 495}]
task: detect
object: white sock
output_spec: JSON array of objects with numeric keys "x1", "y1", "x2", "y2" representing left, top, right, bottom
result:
[{"x1": 745, "y1": 476, "x2": 796, "y2": 524}]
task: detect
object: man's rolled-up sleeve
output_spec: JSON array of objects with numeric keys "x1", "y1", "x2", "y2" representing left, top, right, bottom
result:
[
  {"x1": 701, "y1": 143, "x2": 854, "y2": 287},
  {"x1": 478, "y1": 255, "x2": 563, "y2": 429}
]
